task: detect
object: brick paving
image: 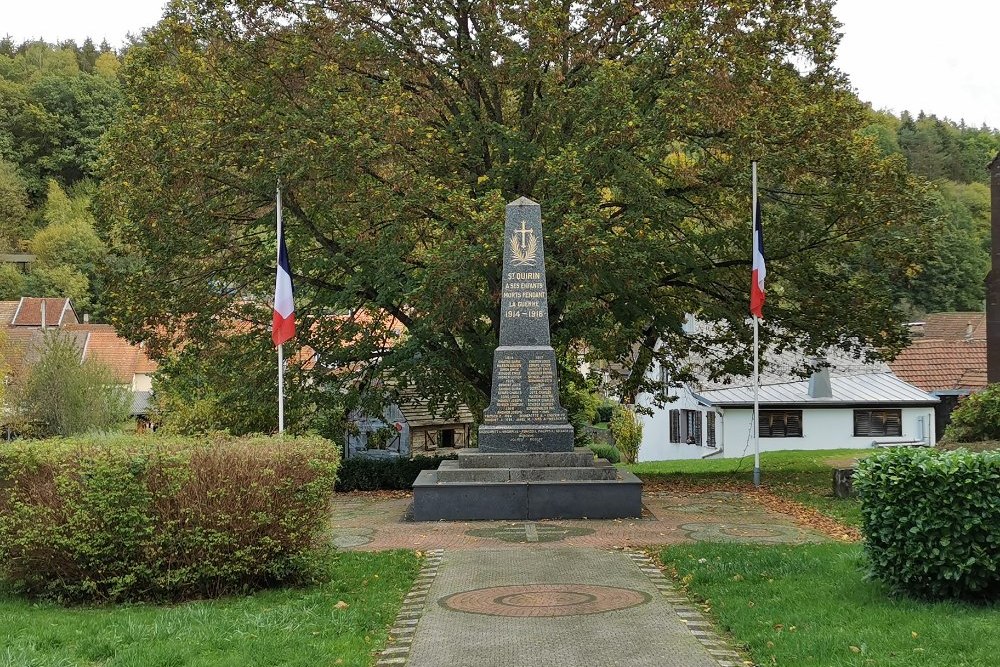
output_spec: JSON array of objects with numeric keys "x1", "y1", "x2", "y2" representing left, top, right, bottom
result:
[
  {"x1": 358, "y1": 488, "x2": 824, "y2": 666},
  {"x1": 384, "y1": 548, "x2": 740, "y2": 667},
  {"x1": 332, "y1": 489, "x2": 828, "y2": 551}
]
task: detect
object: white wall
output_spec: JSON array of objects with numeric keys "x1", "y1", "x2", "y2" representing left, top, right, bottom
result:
[
  {"x1": 637, "y1": 379, "x2": 720, "y2": 462},
  {"x1": 718, "y1": 406, "x2": 936, "y2": 458},
  {"x1": 132, "y1": 373, "x2": 153, "y2": 392}
]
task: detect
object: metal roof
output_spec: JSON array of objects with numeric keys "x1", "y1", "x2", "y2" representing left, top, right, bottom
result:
[{"x1": 697, "y1": 372, "x2": 938, "y2": 407}]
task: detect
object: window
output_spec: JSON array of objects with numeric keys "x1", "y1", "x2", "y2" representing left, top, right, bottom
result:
[
  {"x1": 685, "y1": 410, "x2": 702, "y2": 445},
  {"x1": 659, "y1": 364, "x2": 670, "y2": 388},
  {"x1": 669, "y1": 409, "x2": 680, "y2": 443},
  {"x1": 707, "y1": 412, "x2": 716, "y2": 446},
  {"x1": 759, "y1": 410, "x2": 802, "y2": 438},
  {"x1": 854, "y1": 409, "x2": 901, "y2": 437}
]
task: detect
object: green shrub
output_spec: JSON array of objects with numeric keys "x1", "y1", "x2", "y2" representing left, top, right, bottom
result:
[
  {"x1": 336, "y1": 454, "x2": 456, "y2": 491},
  {"x1": 588, "y1": 443, "x2": 621, "y2": 464},
  {"x1": 609, "y1": 405, "x2": 643, "y2": 464},
  {"x1": 595, "y1": 402, "x2": 616, "y2": 424},
  {"x1": 943, "y1": 384, "x2": 1000, "y2": 443},
  {"x1": 0, "y1": 434, "x2": 339, "y2": 603},
  {"x1": 854, "y1": 447, "x2": 1000, "y2": 601}
]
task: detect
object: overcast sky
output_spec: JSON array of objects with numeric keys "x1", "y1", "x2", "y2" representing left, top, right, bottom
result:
[{"x1": 3, "y1": 0, "x2": 999, "y2": 129}]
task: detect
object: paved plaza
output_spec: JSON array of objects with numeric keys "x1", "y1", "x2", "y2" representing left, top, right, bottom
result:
[
  {"x1": 331, "y1": 489, "x2": 828, "y2": 551},
  {"x1": 333, "y1": 488, "x2": 828, "y2": 666}
]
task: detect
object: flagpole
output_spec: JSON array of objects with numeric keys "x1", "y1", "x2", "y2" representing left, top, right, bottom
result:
[
  {"x1": 276, "y1": 179, "x2": 285, "y2": 435},
  {"x1": 752, "y1": 160, "x2": 761, "y2": 488}
]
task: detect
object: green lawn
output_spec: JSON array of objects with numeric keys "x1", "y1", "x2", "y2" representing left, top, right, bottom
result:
[
  {"x1": 629, "y1": 448, "x2": 869, "y2": 526},
  {"x1": 660, "y1": 543, "x2": 999, "y2": 667},
  {"x1": 0, "y1": 550, "x2": 419, "y2": 667}
]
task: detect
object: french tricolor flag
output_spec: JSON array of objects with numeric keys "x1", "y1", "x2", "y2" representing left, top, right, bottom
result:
[
  {"x1": 750, "y1": 197, "x2": 765, "y2": 319},
  {"x1": 272, "y1": 218, "x2": 295, "y2": 346}
]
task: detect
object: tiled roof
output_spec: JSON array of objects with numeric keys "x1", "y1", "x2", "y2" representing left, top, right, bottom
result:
[
  {"x1": 66, "y1": 324, "x2": 158, "y2": 383},
  {"x1": 889, "y1": 338, "x2": 986, "y2": 393},
  {"x1": 1, "y1": 329, "x2": 89, "y2": 374},
  {"x1": 920, "y1": 312, "x2": 986, "y2": 341},
  {"x1": 0, "y1": 300, "x2": 20, "y2": 325},
  {"x1": 698, "y1": 372, "x2": 938, "y2": 407},
  {"x1": 9, "y1": 297, "x2": 78, "y2": 327},
  {"x1": 397, "y1": 390, "x2": 475, "y2": 428}
]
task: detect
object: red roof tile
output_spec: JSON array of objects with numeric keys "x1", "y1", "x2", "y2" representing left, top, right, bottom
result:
[
  {"x1": 0, "y1": 300, "x2": 20, "y2": 325},
  {"x1": 889, "y1": 339, "x2": 986, "y2": 393},
  {"x1": 65, "y1": 324, "x2": 158, "y2": 383},
  {"x1": 920, "y1": 312, "x2": 986, "y2": 341},
  {"x1": 9, "y1": 297, "x2": 79, "y2": 328}
]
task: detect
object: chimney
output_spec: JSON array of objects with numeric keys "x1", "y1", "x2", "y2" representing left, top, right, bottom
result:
[
  {"x1": 807, "y1": 360, "x2": 833, "y2": 399},
  {"x1": 83, "y1": 313, "x2": 90, "y2": 323},
  {"x1": 965, "y1": 322, "x2": 974, "y2": 341},
  {"x1": 40, "y1": 299, "x2": 46, "y2": 331},
  {"x1": 989, "y1": 153, "x2": 1000, "y2": 383}
]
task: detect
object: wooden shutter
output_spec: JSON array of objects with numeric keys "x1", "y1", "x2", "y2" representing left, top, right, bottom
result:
[
  {"x1": 853, "y1": 410, "x2": 871, "y2": 437},
  {"x1": 883, "y1": 410, "x2": 902, "y2": 436},
  {"x1": 785, "y1": 411, "x2": 802, "y2": 437},
  {"x1": 669, "y1": 409, "x2": 680, "y2": 443},
  {"x1": 707, "y1": 412, "x2": 716, "y2": 446}
]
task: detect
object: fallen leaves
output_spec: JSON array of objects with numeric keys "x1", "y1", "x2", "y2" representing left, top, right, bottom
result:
[{"x1": 640, "y1": 478, "x2": 862, "y2": 542}]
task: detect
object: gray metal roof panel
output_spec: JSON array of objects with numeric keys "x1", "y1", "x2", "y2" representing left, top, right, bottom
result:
[{"x1": 699, "y1": 372, "x2": 938, "y2": 406}]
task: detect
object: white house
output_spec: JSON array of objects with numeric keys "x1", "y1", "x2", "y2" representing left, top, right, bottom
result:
[{"x1": 635, "y1": 322, "x2": 939, "y2": 461}]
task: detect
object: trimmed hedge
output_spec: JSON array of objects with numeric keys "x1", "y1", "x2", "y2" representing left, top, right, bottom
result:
[
  {"x1": 0, "y1": 434, "x2": 339, "y2": 603},
  {"x1": 854, "y1": 447, "x2": 1000, "y2": 601},
  {"x1": 336, "y1": 454, "x2": 457, "y2": 491},
  {"x1": 588, "y1": 443, "x2": 621, "y2": 464}
]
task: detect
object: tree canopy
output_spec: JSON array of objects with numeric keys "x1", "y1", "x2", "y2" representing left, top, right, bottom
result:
[{"x1": 101, "y1": 0, "x2": 934, "y2": 417}]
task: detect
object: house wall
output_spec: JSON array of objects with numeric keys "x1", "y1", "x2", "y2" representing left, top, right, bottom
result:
[
  {"x1": 636, "y1": 370, "x2": 720, "y2": 462},
  {"x1": 410, "y1": 423, "x2": 471, "y2": 454},
  {"x1": 132, "y1": 373, "x2": 153, "y2": 392},
  {"x1": 718, "y1": 406, "x2": 936, "y2": 458}
]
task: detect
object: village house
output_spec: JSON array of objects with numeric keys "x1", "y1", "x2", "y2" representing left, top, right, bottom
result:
[
  {"x1": 634, "y1": 319, "x2": 939, "y2": 462},
  {"x1": 889, "y1": 312, "x2": 987, "y2": 438},
  {"x1": 0, "y1": 297, "x2": 158, "y2": 427}
]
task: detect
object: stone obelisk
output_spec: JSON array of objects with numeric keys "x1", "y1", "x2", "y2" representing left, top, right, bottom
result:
[{"x1": 478, "y1": 197, "x2": 575, "y2": 452}]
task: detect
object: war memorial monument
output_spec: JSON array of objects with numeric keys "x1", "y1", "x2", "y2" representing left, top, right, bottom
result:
[{"x1": 411, "y1": 197, "x2": 643, "y2": 520}]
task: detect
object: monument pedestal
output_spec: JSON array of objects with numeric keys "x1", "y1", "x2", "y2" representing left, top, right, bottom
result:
[
  {"x1": 411, "y1": 449, "x2": 643, "y2": 521},
  {"x1": 410, "y1": 197, "x2": 642, "y2": 521}
]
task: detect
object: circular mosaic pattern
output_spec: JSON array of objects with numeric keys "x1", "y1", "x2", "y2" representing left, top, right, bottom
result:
[
  {"x1": 440, "y1": 584, "x2": 651, "y2": 617},
  {"x1": 465, "y1": 523, "x2": 596, "y2": 543},
  {"x1": 331, "y1": 527, "x2": 375, "y2": 548},
  {"x1": 679, "y1": 522, "x2": 808, "y2": 544}
]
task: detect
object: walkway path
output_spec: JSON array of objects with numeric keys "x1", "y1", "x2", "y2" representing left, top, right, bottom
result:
[
  {"x1": 378, "y1": 547, "x2": 743, "y2": 667},
  {"x1": 344, "y1": 488, "x2": 830, "y2": 667}
]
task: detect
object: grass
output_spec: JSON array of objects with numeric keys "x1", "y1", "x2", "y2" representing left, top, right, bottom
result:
[
  {"x1": 628, "y1": 448, "x2": 869, "y2": 526},
  {"x1": 0, "y1": 550, "x2": 419, "y2": 667},
  {"x1": 659, "y1": 542, "x2": 999, "y2": 667}
]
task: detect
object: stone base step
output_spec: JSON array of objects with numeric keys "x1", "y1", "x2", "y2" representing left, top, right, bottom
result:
[
  {"x1": 457, "y1": 448, "x2": 596, "y2": 469},
  {"x1": 436, "y1": 463, "x2": 619, "y2": 483},
  {"x1": 410, "y1": 468, "x2": 643, "y2": 521}
]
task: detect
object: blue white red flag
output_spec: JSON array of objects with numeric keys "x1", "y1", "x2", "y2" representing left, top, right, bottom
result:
[
  {"x1": 750, "y1": 197, "x2": 765, "y2": 319},
  {"x1": 272, "y1": 223, "x2": 295, "y2": 346}
]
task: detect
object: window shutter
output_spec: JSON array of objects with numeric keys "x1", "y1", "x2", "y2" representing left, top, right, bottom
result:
[
  {"x1": 884, "y1": 410, "x2": 902, "y2": 436},
  {"x1": 786, "y1": 411, "x2": 802, "y2": 437},
  {"x1": 669, "y1": 409, "x2": 680, "y2": 443},
  {"x1": 707, "y1": 412, "x2": 716, "y2": 446},
  {"x1": 692, "y1": 415, "x2": 702, "y2": 445},
  {"x1": 854, "y1": 410, "x2": 871, "y2": 437}
]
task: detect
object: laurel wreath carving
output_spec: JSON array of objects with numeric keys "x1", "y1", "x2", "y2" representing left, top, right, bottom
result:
[{"x1": 510, "y1": 232, "x2": 538, "y2": 266}]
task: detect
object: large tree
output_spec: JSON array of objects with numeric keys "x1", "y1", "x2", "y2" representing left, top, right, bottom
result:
[{"x1": 100, "y1": 0, "x2": 929, "y2": 418}]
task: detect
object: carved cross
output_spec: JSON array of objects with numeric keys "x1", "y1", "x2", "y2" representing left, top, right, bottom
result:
[{"x1": 516, "y1": 220, "x2": 532, "y2": 246}]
